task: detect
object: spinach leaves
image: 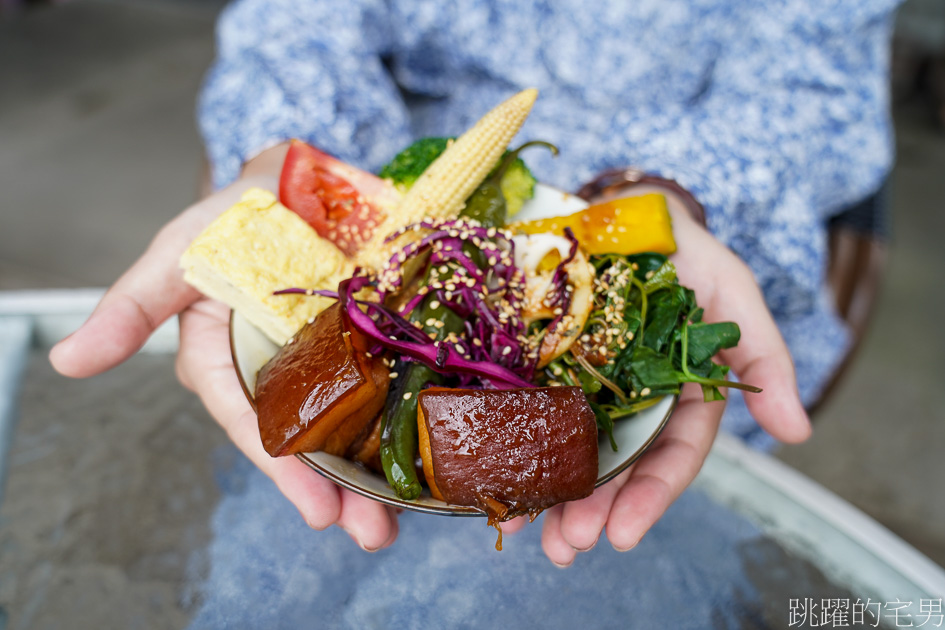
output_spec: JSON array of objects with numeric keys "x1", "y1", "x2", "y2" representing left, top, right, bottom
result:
[{"x1": 544, "y1": 253, "x2": 760, "y2": 450}]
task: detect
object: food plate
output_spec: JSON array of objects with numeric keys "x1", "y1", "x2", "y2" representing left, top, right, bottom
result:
[{"x1": 230, "y1": 184, "x2": 677, "y2": 516}]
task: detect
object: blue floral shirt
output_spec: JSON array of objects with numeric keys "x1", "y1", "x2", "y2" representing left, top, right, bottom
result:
[{"x1": 198, "y1": 0, "x2": 898, "y2": 448}]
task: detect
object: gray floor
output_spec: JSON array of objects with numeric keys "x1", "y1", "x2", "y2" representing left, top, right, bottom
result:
[
  {"x1": 778, "y1": 108, "x2": 945, "y2": 567},
  {"x1": 0, "y1": 0, "x2": 942, "y2": 604},
  {"x1": 0, "y1": 0, "x2": 220, "y2": 289}
]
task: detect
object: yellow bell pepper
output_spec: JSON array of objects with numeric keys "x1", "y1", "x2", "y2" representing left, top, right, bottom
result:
[{"x1": 509, "y1": 193, "x2": 676, "y2": 256}]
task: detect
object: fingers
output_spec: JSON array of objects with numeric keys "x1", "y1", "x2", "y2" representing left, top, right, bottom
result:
[
  {"x1": 605, "y1": 383, "x2": 722, "y2": 551},
  {"x1": 541, "y1": 469, "x2": 625, "y2": 566},
  {"x1": 540, "y1": 381, "x2": 722, "y2": 565},
  {"x1": 726, "y1": 344, "x2": 810, "y2": 443},
  {"x1": 175, "y1": 298, "x2": 398, "y2": 549},
  {"x1": 263, "y1": 437, "x2": 344, "y2": 529},
  {"x1": 540, "y1": 507, "x2": 573, "y2": 567},
  {"x1": 669, "y1": 211, "x2": 810, "y2": 444},
  {"x1": 175, "y1": 300, "x2": 339, "y2": 522},
  {"x1": 49, "y1": 222, "x2": 201, "y2": 378},
  {"x1": 337, "y1": 493, "x2": 399, "y2": 551},
  {"x1": 706, "y1": 266, "x2": 810, "y2": 443},
  {"x1": 499, "y1": 515, "x2": 529, "y2": 535},
  {"x1": 50, "y1": 175, "x2": 279, "y2": 379}
]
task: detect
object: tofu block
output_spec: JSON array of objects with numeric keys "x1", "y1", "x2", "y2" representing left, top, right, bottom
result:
[{"x1": 180, "y1": 188, "x2": 354, "y2": 345}]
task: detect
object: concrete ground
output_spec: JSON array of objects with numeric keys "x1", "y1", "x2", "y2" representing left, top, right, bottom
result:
[
  {"x1": 0, "y1": 1, "x2": 943, "y2": 626},
  {"x1": 777, "y1": 107, "x2": 945, "y2": 568}
]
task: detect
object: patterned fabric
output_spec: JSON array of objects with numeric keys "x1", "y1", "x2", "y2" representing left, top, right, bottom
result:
[
  {"x1": 198, "y1": 0, "x2": 899, "y2": 448},
  {"x1": 184, "y1": 446, "x2": 786, "y2": 628}
]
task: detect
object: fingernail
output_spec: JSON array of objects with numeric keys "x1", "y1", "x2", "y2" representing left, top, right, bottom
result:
[
  {"x1": 570, "y1": 534, "x2": 601, "y2": 553},
  {"x1": 552, "y1": 559, "x2": 573, "y2": 569},
  {"x1": 343, "y1": 530, "x2": 367, "y2": 550},
  {"x1": 341, "y1": 527, "x2": 379, "y2": 552},
  {"x1": 612, "y1": 540, "x2": 639, "y2": 553}
]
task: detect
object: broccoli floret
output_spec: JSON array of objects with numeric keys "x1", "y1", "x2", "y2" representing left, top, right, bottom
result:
[
  {"x1": 497, "y1": 158, "x2": 536, "y2": 217},
  {"x1": 378, "y1": 137, "x2": 453, "y2": 190},
  {"x1": 379, "y1": 136, "x2": 539, "y2": 213}
]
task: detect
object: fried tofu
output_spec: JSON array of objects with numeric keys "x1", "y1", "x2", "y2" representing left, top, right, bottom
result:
[{"x1": 180, "y1": 188, "x2": 354, "y2": 345}]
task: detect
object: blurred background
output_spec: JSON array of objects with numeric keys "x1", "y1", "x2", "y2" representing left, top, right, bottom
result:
[{"x1": 1, "y1": 0, "x2": 943, "y2": 625}]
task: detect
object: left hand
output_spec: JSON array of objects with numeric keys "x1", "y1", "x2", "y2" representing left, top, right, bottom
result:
[
  {"x1": 529, "y1": 193, "x2": 812, "y2": 567},
  {"x1": 50, "y1": 148, "x2": 401, "y2": 552}
]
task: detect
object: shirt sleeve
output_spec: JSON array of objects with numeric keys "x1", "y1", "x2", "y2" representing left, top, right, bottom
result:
[
  {"x1": 198, "y1": 0, "x2": 413, "y2": 189},
  {"x1": 591, "y1": 2, "x2": 897, "y2": 316}
]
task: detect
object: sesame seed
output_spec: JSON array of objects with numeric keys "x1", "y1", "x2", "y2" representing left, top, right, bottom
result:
[
  {"x1": 640, "y1": 387, "x2": 651, "y2": 396},
  {"x1": 403, "y1": 392, "x2": 413, "y2": 400},
  {"x1": 389, "y1": 372, "x2": 399, "y2": 379},
  {"x1": 502, "y1": 347, "x2": 512, "y2": 356}
]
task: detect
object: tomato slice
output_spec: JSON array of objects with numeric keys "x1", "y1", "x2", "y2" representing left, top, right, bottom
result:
[{"x1": 279, "y1": 139, "x2": 401, "y2": 256}]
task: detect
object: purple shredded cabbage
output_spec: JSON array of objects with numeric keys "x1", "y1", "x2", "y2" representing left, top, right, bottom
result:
[
  {"x1": 277, "y1": 218, "x2": 556, "y2": 388},
  {"x1": 338, "y1": 276, "x2": 532, "y2": 388}
]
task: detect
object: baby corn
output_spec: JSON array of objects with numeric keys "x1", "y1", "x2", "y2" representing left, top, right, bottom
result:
[
  {"x1": 360, "y1": 88, "x2": 538, "y2": 268},
  {"x1": 398, "y1": 88, "x2": 537, "y2": 222}
]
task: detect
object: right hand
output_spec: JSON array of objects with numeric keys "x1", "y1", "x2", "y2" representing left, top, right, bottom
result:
[
  {"x1": 533, "y1": 190, "x2": 811, "y2": 566},
  {"x1": 49, "y1": 159, "x2": 401, "y2": 552}
]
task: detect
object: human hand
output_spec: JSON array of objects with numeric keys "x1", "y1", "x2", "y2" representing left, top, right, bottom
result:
[
  {"x1": 533, "y1": 190, "x2": 812, "y2": 567},
  {"x1": 49, "y1": 148, "x2": 400, "y2": 552}
]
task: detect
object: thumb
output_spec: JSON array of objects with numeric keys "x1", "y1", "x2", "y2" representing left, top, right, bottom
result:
[{"x1": 50, "y1": 175, "x2": 277, "y2": 378}]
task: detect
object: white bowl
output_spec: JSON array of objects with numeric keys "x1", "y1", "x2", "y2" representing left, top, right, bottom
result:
[{"x1": 230, "y1": 184, "x2": 676, "y2": 516}]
